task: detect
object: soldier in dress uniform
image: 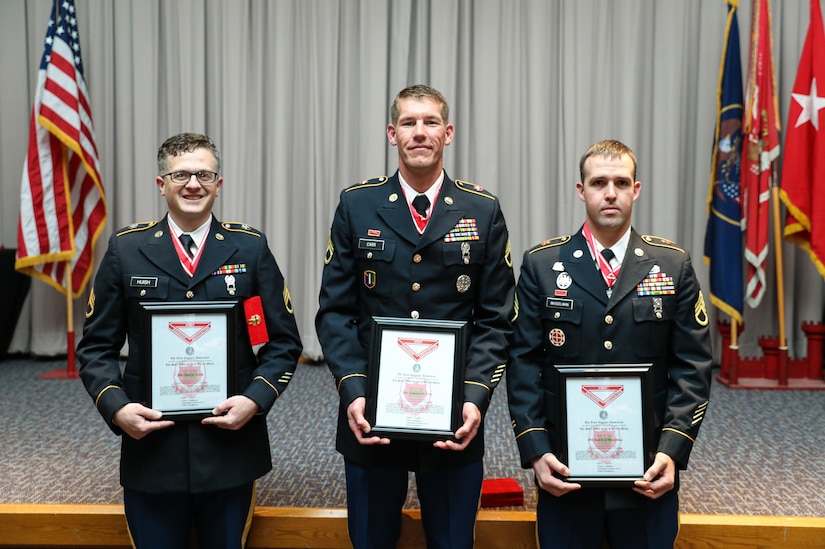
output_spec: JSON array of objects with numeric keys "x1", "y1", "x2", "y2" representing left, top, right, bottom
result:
[
  {"x1": 77, "y1": 133, "x2": 302, "y2": 549},
  {"x1": 316, "y1": 85, "x2": 515, "y2": 549},
  {"x1": 506, "y1": 139, "x2": 712, "y2": 548}
]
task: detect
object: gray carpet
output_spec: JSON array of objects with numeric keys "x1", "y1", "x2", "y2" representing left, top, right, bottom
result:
[{"x1": 1, "y1": 357, "x2": 823, "y2": 516}]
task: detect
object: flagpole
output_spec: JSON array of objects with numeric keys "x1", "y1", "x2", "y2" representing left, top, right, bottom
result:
[
  {"x1": 772, "y1": 184, "x2": 788, "y2": 385},
  {"x1": 729, "y1": 318, "x2": 739, "y2": 385},
  {"x1": 65, "y1": 262, "x2": 78, "y2": 377}
]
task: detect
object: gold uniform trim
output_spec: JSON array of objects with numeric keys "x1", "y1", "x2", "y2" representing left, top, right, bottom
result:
[
  {"x1": 85, "y1": 288, "x2": 96, "y2": 318},
  {"x1": 116, "y1": 221, "x2": 157, "y2": 237},
  {"x1": 504, "y1": 238, "x2": 513, "y2": 268},
  {"x1": 344, "y1": 176, "x2": 388, "y2": 192},
  {"x1": 454, "y1": 180, "x2": 496, "y2": 200},
  {"x1": 695, "y1": 290, "x2": 709, "y2": 326},
  {"x1": 253, "y1": 375, "x2": 281, "y2": 398},
  {"x1": 337, "y1": 373, "x2": 367, "y2": 392},
  {"x1": 692, "y1": 401, "x2": 709, "y2": 426},
  {"x1": 662, "y1": 427, "x2": 695, "y2": 443},
  {"x1": 529, "y1": 235, "x2": 571, "y2": 254},
  {"x1": 489, "y1": 364, "x2": 506, "y2": 384},
  {"x1": 511, "y1": 293, "x2": 520, "y2": 323},
  {"x1": 514, "y1": 426, "x2": 548, "y2": 440},
  {"x1": 94, "y1": 385, "x2": 123, "y2": 408},
  {"x1": 641, "y1": 234, "x2": 685, "y2": 253},
  {"x1": 465, "y1": 380, "x2": 491, "y2": 394},
  {"x1": 283, "y1": 283, "x2": 294, "y2": 314},
  {"x1": 324, "y1": 234, "x2": 335, "y2": 265},
  {"x1": 221, "y1": 222, "x2": 262, "y2": 237}
]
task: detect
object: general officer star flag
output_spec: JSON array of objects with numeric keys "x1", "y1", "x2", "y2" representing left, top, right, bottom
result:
[{"x1": 779, "y1": 0, "x2": 825, "y2": 279}]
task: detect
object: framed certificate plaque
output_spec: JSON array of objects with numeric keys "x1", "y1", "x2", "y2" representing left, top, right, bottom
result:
[
  {"x1": 139, "y1": 301, "x2": 239, "y2": 419},
  {"x1": 555, "y1": 364, "x2": 654, "y2": 486},
  {"x1": 366, "y1": 317, "x2": 468, "y2": 441}
]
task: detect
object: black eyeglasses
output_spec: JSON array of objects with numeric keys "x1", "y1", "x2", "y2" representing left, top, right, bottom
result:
[{"x1": 162, "y1": 170, "x2": 219, "y2": 185}]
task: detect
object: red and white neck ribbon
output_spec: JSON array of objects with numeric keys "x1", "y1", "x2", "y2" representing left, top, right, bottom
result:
[
  {"x1": 582, "y1": 223, "x2": 620, "y2": 288},
  {"x1": 172, "y1": 232, "x2": 206, "y2": 278}
]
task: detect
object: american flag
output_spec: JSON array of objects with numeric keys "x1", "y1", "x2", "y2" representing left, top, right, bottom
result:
[{"x1": 16, "y1": 0, "x2": 106, "y2": 299}]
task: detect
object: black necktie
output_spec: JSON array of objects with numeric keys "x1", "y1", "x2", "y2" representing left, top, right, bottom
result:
[
  {"x1": 601, "y1": 248, "x2": 615, "y2": 262},
  {"x1": 179, "y1": 234, "x2": 195, "y2": 258},
  {"x1": 412, "y1": 194, "x2": 430, "y2": 218}
]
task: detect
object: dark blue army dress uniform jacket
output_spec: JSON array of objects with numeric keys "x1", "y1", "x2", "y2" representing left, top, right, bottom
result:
[
  {"x1": 506, "y1": 227, "x2": 712, "y2": 507},
  {"x1": 77, "y1": 215, "x2": 302, "y2": 494},
  {"x1": 316, "y1": 172, "x2": 515, "y2": 470}
]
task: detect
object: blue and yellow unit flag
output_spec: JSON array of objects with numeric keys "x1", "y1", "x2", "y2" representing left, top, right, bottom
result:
[{"x1": 704, "y1": 0, "x2": 744, "y2": 323}]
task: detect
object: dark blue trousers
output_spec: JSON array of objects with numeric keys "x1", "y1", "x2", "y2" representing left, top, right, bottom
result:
[
  {"x1": 535, "y1": 488, "x2": 679, "y2": 549},
  {"x1": 123, "y1": 483, "x2": 255, "y2": 549},
  {"x1": 344, "y1": 458, "x2": 483, "y2": 549}
]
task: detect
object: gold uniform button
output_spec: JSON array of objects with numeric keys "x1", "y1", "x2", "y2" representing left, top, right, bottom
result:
[
  {"x1": 656, "y1": 312, "x2": 663, "y2": 319},
  {"x1": 604, "y1": 340, "x2": 613, "y2": 350},
  {"x1": 413, "y1": 254, "x2": 422, "y2": 263},
  {"x1": 605, "y1": 315, "x2": 613, "y2": 325},
  {"x1": 412, "y1": 282, "x2": 421, "y2": 292},
  {"x1": 411, "y1": 310, "x2": 420, "y2": 319},
  {"x1": 367, "y1": 251, "x2": 373, "y2": 259},
  {"x1": 185, "y1": 291, "x2": 194, "y2": 299},
  {"x1": 140, "y1": 289, "x2": 146, "y2": 297},
  {"x1": 554, "y1": 312, "x2": 561, "y2": 319}
]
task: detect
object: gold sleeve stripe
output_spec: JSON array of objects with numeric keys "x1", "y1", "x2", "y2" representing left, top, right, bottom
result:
[
  {"x1": 94, "y1": 385, "x2": 123, "y2": 408},
  {"x1": 464, "y1": 380, "x2": 492, "y2": 394},
  {"x1": 276, "y1": 372, "x2": 293, "y2": 385},
  {"x1": 515, "y1": 427, "x2": 548, "y2": 440},
  {"x1": 662, "y1": 427, "x2": 695, "y2": 443},
  {"x1": 337, "y1": 373, "x2": 367, "y2": 392},
  {"x1": 253, "y1": 376, "x2": 281, "y2": 398},
  {"x1": 692, "y1": 401, "x2": 709, "y2": 425},
  {"x1": 489, "y1": 364, "x2": 506, "y2": 384}
]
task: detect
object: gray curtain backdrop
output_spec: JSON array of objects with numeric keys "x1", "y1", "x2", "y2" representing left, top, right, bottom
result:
[{"x1": 1, "y1": 0, "x2": 822, "y2": 362}]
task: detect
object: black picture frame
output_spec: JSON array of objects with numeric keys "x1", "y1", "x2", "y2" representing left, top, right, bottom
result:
[
  {"x1": 139, "y1": 300, "x2": 239, "y2": 419},
  {"x1": 366, "y1": 316, "x2": 468, "y2": 441},
  {"x1": 554, "y1": 364, "x2": 655, "y2": 486}
]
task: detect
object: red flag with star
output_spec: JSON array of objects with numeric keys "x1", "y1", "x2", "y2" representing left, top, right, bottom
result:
[
  {"x1": 779, "y1": 0, "x2": 825, "y2": 279},
  {"x1": 741, "y1": 0, "x2": 781, "y2": 308}
]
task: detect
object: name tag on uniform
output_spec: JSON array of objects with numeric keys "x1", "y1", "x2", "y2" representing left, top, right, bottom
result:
[
  {"x1": 130, "y1": 276, "x2": 158, "y2": 288},
  {"x1": 546, "y1": 297, "x2": 573, "y2": 310},
  {"x1": 358, "y1": 238, "x2": 385, "y2": 251}
]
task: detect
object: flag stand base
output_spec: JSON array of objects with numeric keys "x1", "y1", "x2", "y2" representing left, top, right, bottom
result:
[
  {"x1": 36, "y1": 367, "x2": 79, "y2": 379},
  {"x1": 716, "y1": 320, "x2": 825, "y2": 390}
]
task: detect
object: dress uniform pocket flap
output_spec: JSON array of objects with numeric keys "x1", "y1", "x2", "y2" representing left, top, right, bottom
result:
[
  {"x1": 442, "y1": 241, "x2": 486, "y2": 266},
  {"x1": 125, "y1": 275, "x2": 169, "y2": 299},
  {"x1": 355, "y1": 236, "x2": 395, "y2": 262},
  {"x1": 540, "y1": 296, "x2": 582, "y2": 325},
  {"x1": 632, "y1": 296, "x2": 673, "y2": 322}
]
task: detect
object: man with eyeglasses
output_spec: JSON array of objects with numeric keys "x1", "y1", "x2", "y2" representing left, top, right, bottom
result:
[{"x1": 77, "y1": 132, "x2": 302, "y2": 549}]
